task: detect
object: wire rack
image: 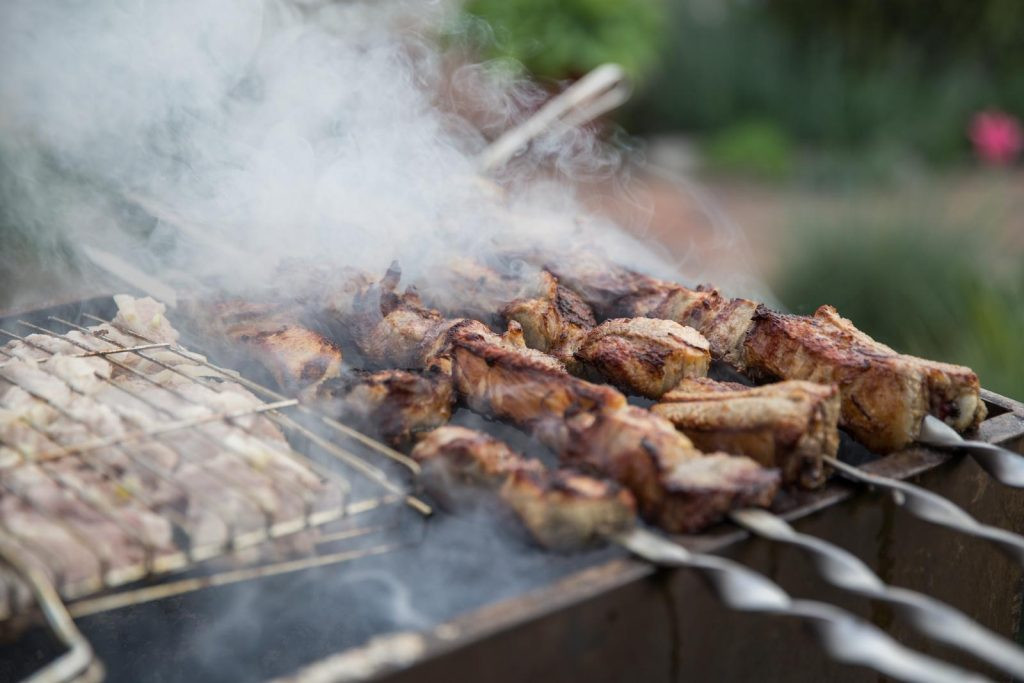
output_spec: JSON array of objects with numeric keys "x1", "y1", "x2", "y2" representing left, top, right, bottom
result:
[{"x1": 0, "y1": 300, "x2": 430, "y2": 648}]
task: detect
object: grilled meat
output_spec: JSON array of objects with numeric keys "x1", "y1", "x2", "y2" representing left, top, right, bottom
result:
[
  {"x1": 534, "y1": 407, "x2": 779, "y2": 532},
  {"x1": 0, "y1": 297, "x2": 342, "y2": 614},
  {"x1": 576, "y1": 318, "x2": 711, "y2": 399},
  {"x1": 653, "y1": 378, "x2": 839, "y2": 488},
  {"x1": 502, "y1": 270, "x2": 596, "y2": 372},
  {"x1": 450, "y1": 326, "x2": 626, "y2": 425},
  {"x1": 319, "y1": 266, "x2": 781, "y2": 533},
  {"x1": 433, "y1": 262, "x2": 712, "y2": 399},
  {"x1": 189, "y1": 298, "x2": 343, "y2": 398},
  {"x1": 411, "y1": 426, "x2": 635, "y2": 549},
  {"x1": 540, "y1": 251, "x2": 985, "y2": 452},
  {"x1": 743, "y1": 306, "x2": 984, "y2": 452},
  {"x1": 318, "y1": 369, "x2": 454, "y2": 447}
]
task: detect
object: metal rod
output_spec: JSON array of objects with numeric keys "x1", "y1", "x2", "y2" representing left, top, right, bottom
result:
[
  {"x1": 730, "y1": 508, "x2": 1024, "y2": 679},
  {"x1": 478, "y1": 63, "x2": 631, "y2": 172},
  {"x1": 0, "y1": 534, "x2": 100, "y2": 683},
  {"x1": 919, "y1": 415, "x2": 1024, "y2": 487},
  {"x1": 824, "y1": 455, "x2": 1024, "y2": 564},
  {"x1": 614, "y1": 527, "x2": 989, "y2": 683},
  {"x1": 81, "y1": 311, "x2": 429, "y2": 499},
  {"x1": 67, "y1": 538, "x2": 402, "y2": 619}
]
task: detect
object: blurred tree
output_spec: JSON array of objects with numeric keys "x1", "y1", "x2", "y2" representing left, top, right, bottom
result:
[
  {"x1": 630, "y1": 0, "x2": 1024, "y2": 164},
  {"x1": 460, "y1": 0, "x2": 668, "y2": 84}
]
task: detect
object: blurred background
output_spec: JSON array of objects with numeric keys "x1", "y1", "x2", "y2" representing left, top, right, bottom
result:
[
  {"x1": 459, "y1": 0, "x2": 1024, "y2": 399},
  {"x1": 2, "y1": 0, "x2": 1021, "y2": 399}
]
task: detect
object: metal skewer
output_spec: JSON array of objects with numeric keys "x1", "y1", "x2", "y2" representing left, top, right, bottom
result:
[
  {"x1": 919, "y1": 415, "x2": 1024, "y2": 487},
  {"x1": 614, "y1": 528, "x2": 988, "y2": 683},
  {"x1": 730, "y1": 509, "x2": 1024, "y2": 679},
  {"x1": 824, "y1": 455, "x2": 1024, "y2": 564},
  {"x1": 478, "y1": 63, "x2": 631, "y2": 173}
]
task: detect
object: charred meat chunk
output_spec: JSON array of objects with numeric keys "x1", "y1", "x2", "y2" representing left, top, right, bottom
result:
[
  {"x1": 535, "y1": 407, "x2": 780, "y2": 533},
  {"x1": 654, "y1": 378, "x2": 839, "y2": 488},
  {"x1": 743, "y1": 305, "x2": 985, "y2": 453},
  {"x1": 539, "y1": 251, "x2": 985, "y2": 453},
  {"x1": 411, "y1": 426, "x2": 635, "y2": 550},
  {"x1": 318, "y1": 369, "x2": 454, "y2": 447},
  {"x1": 189, "y1": 299, "x2": 343, "y2": 397},
  {"x1": 576, "y1": 318, "x2": 711, "y2": 399}
]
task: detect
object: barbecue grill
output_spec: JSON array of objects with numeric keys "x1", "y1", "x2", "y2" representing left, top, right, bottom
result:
[{"x1": 1, "y1": 291, "x2": 1022, "y2": 683}]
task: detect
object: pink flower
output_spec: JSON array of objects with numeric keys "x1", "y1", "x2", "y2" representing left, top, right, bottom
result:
[{"x1": 969, "y1": 110, "x2": 1023, "y2": 166}]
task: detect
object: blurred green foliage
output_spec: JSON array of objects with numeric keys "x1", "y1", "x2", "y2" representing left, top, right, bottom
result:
[
  {"x1": 630, "y1": 0, "x2": 1024, "y2": 164},
  {"x1": 776, "y1": 214, "x2": 1024, "y2": 400},
  {"x1": 460, "y1": 0, "x2": 667, "y2": 84},
  {"x1": 702, "y1": 120, "x2": 793, "y2": 180}
]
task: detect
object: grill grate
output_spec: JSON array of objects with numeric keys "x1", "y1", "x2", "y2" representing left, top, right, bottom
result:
[{"x1": 0, "y1": 301, "x2": 428, "y2": 627}]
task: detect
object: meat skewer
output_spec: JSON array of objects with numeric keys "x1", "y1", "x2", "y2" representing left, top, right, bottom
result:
[
  {"x1": 532, "y1": 251, "x2": 987, "y2": 454},
  {"x1": 407, "y1": 428, "x2": 995, "y2": 683},
  {"x1": 426, "y1": 259, "x2": 840, "y2": 489},
  {"x1": 440, "y1": 259, "x2": 712, "y2": 398},
  {"x1": 185, "y1": 298, "x2": 343, "y2": 400},
  {"x1": 411, "y1": 426, "x2": 635, "y2": 550},
  {"x1": 318, "y1": 264, "x2": 781, "y2": 533}
]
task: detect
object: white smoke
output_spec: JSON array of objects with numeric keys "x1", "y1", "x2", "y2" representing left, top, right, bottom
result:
[{"x1": 1, "y1": 0, "x2": 689, "y2": 305}]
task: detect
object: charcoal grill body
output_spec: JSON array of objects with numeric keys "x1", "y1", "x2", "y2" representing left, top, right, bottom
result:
[
  {"x1": 2, "y1": 298, "x2": 1022, "y2": 682},
  {"x1": 338, "y1": 394, "x2": 1024, "y2": 682}
]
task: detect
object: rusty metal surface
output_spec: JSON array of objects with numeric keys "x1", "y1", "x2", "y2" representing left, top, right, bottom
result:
[{"x1": 363, "y1": 390, "x2": 1024, "y2": 683}]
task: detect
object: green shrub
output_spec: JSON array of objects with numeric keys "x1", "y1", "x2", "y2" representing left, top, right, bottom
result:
[
  {"x1": 459, "y1": 0, "x2": 668, "y2": 84},
  {"x1": 629, "y1": 0, "x2": 1024, "y2": 165},
  {"x1": 702, "y1": 120, "x2": 793, "y2": 180},
  {"x1": 775, "y1": 214, "x2": 1024, "y2": 399}
]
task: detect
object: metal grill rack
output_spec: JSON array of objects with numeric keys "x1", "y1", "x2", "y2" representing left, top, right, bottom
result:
[{"x1": 0, "y1": 300, "x2": 430, "y2": 657}]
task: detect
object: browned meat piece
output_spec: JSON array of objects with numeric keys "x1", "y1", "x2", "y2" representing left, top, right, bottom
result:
[
  {"x1": 411, "y1": 425, "x2": 545, "y2": 487},
  {"x1": 318, "y1": 369, "x2": 454, "y2": 447},
  {"x1": 502, "y1": 271, "x2": 596, "y2": 372},
  {"x1": 501, "y1": 468, "x2": 636, "y2": 550},
  {"x1": 0, "y1": 297, "x2": 344, "y2": 619},
  {"x1": 318, "y1": 265, "x2": 780, "y2": 533},
  {"x1": 540, "y1": 251, "x2": 986, "y2": 452},
  {"x1": 744, "y1": 306, "x2": 985, "y2": 452},
  {"x1": 450, "y1": 325, "x2": 626, "y2": 426},
  {"x1": 535, "y1": 407, "x2": 779, "y2": 533},
  {"x1": 192, "y1": 299, "x2": 343, "y2": 397},
  {"x1": 539, "y1": 252, "x2": 757, "y2": 365},
  {"x1": 654, "y1": 378, "x2": 839, "y2": 488},
  {"x1": 411, "y1": 426, "x2": 635, "y2": 549},
  {"x1": 576, "y1": 318, "x2": 711, "y2": 399}
]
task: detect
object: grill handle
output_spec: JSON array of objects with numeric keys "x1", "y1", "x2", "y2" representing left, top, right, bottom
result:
[
  {"x1": 824, "y1": 455, "x2": 1024, "y2": 565},
  {"x1": 0, "y1": 537, "x2": 101, "y2": 683},
  {"x1": 919, "y1": 415, "x2": 1024, "y2": 487},
  {"x1": 731, "y1": 508, "x2": 1024, "y2": 679},
  {"x1": 613, "y1": 527, "x2": 988, "y2": 683}
]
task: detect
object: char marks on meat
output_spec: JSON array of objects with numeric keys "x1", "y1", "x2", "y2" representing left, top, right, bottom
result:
[
  {"x1": 188, "y1": 298, "x2": 343, "y2": 398},
  {"x1": 654, "y1": 378, "x2": 839, "y2": 488},
  {"x1": 576, "y1": 318, "x2": 711, "y2": 399},
  {"x1": 743, "y1": 305, "x2": 985, "y2": 452},
  {"x1": 540, "y1": 251, "x2": 985, "y2": 452},
  {"x1": 411, "y1": 426, "x2": 635, "y2": 550},
  {"x1": 319, "y1": 369, "x2": 454, "y2": 448}
]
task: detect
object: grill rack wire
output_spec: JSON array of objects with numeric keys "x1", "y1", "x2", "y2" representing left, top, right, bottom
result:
[{"x1": 0, "y1": 303, "x2": 432, "y2": 682}]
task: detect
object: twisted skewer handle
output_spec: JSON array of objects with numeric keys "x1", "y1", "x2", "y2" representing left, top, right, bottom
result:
[
  {"x1": 824, "y1": 456, "x2": 1024, "y2": 565},
  {"x1": 614, "y1": 528, "x2": 988, "y2": 683},
  {"x1": 919, "y1": 415, "x2": 1024, "y2": 487},
  {"x1": 731, "y1": 509, "x2": 1024, "y2": 679}
]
